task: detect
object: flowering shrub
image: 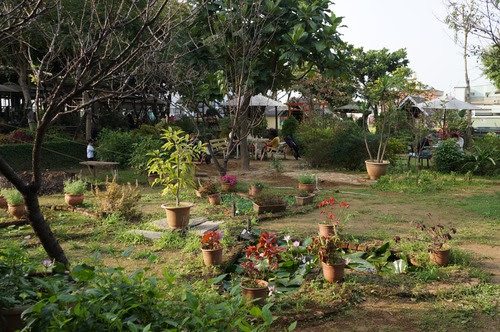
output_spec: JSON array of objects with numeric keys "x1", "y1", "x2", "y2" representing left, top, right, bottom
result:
[
  {"x1": 318, "y1": 197, "x2": 350, "y2": 233},
  {"x1": 219, "y1": 174, "x2": 237, "y2": 185},
  {"x1": 241, "y1": 232, "x2": 283, "y2": 285},
  {"x1": 201, "y1": 230, "x2": 223, "y2": 250}
]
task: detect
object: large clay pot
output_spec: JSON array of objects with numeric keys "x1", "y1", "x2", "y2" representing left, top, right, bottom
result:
[
  {"x1": 8, "y1": 204, "x2": 26, "y2": 220},
  {"x1": 318, "y1": 224, "x2": 334, "y2": 237},
  {"x1": 298, "y1": 183, "x2": 314, "y2": 193},
  {"x1": 221, "y1": 182, "x2": 237, "y2": 192},
  {"x1": 0, "y1": 195, "x2": 7, "y2": 209},
  {"x1": 241, "y1": 279, "x2": 268, "y2": 305},
  {"x1": 295, "y1": 194, "x2": 315, "y2": 206},
  {"x1": 430, "y1": 248, "x2": 450, "y2": 267},
  {"x1": 248, "y1": 186, "x2": 262, "y2": 196},
  {"x1": 147, "y1": 173, "x2": 159, "y2": 186},
  {"x1": 65, "y1": 194, "x2": 84, "y2": 206},
  {"x1": 161, "y1": 203, "x2": 193, "y2": 230},
  {"x1": 208, "y1": 193, "x2": 221, "y2": 205},
  {"x1": 201, "y1": 247, "x2": 223, "y2": 266},
  {"x1": 0, "y1": 305, "x2": 30, "y2": 332},
  {"x1": 321, "y1": 261, "x2": 345, "y2": 283},
  {"x1": 365, "y1": 160, "x2": 390, "y2": 180}
]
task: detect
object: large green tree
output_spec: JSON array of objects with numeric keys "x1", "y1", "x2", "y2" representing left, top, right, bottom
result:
[
  {"x1": 184, "y1": 0, "x2": 346, "y2": 173},
  {"x1": 482, "y1": 45, "x2": 500, "y2": 89}
]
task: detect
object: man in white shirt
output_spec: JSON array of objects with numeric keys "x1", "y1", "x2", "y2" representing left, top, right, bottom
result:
[
  {"x1": 87, "y1": 139, "x2": 95, "y2": 160},
  {"x1": 452, "y1": 133, "x2": 464, "y2": 151}
]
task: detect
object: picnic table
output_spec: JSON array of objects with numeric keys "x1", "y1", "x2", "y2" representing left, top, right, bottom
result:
[{"x1": 80, "y1": 161, "x2": 120, "y2": 180}]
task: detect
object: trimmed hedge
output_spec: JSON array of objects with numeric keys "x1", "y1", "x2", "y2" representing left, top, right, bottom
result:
[{"x1": 0, "y1": 141, "x2": 86, "y2": 171}]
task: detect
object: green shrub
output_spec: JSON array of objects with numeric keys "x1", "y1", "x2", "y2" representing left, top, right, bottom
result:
[
  {"x1": 385, "y1": 137, "x2": 406, "y2": 165},
  {"x1": 281, "y1": 116, "x2": 299, "y2": 138},
  {"x1": 173, "y1": 116, "x2": 196, "y2": 133},
  {"x1": 131, "y1": 124, "x2": 160, "y2": 138},
  {"x1": 297, "y1": 173, "x2": 315, "y2": 184},
  {"x1": 63, "y1": 179, "x2": 87, "y2": 195},
  {"x1": 96, "y1": 129, "x2": 139, "y2": 167},
  {"x1": 129, "y1": 136, "x2": 164, "y2": 173},
  {"x1": 433, "y1": 139, "x2": 465, "y2": 173},
  {"x1": 0, "y1": 189, "x2": 24, "y2": 206},
  {"x1": 465, "y1": 134, "x2": 500, "y2": 176},
  {"x1": 373, "y1": 170, "x2": 471, "y2": 193}
]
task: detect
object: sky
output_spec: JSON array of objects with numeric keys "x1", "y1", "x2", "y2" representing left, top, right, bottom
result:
[{"x1": 332, "y1": 0, "x2": 491, "y2": 95}]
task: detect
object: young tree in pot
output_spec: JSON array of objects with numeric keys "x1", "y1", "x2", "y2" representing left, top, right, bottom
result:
[
  {"x1": 240, "y1": 232, "x2": 281, "y2": 304},
  {"x1": 1, "y1": 189, "x2": 26, "y2": 220},
  {"x1": 200, "y1": 230, "x2": 224, "y2": 266},
  {"x1": 295, "y1": 189, "x2": 315, "y2": 206},
  {"x1": 317, "y1": 197, "x2": 350, "y2": 238},
  {"x1": 308, "y1": 235, "x2": 347, "y2": 283},
  {"x1": 147, "y1": 128, "x2": 205, "y2": 230},
  {"x1": 416, "y1": 223, "x2": 456, "y2": 267},
  {"x1": 199, "y1": 181, "x2": 221, "y2": 206},
  {"x1": 63, "y1": 179, "x2": 86, "y2": 206},
  {"x1": 363, "y1": 67, "x2": 416, "y2": 179},
  {"x1": 297, "y1": 173, "x2": 315, "y2": 193}
]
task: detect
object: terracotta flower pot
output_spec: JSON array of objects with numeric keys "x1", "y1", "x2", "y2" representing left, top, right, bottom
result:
[
  {"x1": 248, "y1": 186, "x2": 262, "y2": 196},
  {"x1": 65, "y1": 194, "x2": 84, "y2": 206},
  {"x1": 298, "y1": 183, "x2": 314, "y2": 193},
  {"x1": 0, "y1": 195, "x2": 7, "y2": 209},
  {"x1": 147, "y1": 173, "x2": 159, "y2": 186},
  {"x1": 295, "y1": 194, "x2": 315, "y2": 206},
  {"x1": 0, "y1": 305, "x2": 30, "y2": 332},
  {"x1": 201, "y1": 247, "x2": 223, "y2": 266},
  {"x1": 322, "y1": 261, "x2": 345, "y2": 283},
  {"x1": 161, "y1": 203, "x2": 193, "y2": 230},
  {"x1": 429, "y1": 248, "x2": 450, "y2": 267},
  {"x1": 318, "y1": 224, "x2": 334, "y2": 237},
  {"x1": 241, "y1": 279, "x2": 268, "y2": 305},
  {"x1": 253, "y1": 202, "x2": 286, "y2": 214},
  {"x1": 221, "y1": 182, "x2": 237, "y2": 192},
  {"x1": 8, "y1": 204, "x2": 26, "y2": 220},
  {"x1": 208, "y1": 193, "x2": 221, "y2": 205},
  {"x1": 365, "y1": 160, "x2": 390, "y2": 180}
]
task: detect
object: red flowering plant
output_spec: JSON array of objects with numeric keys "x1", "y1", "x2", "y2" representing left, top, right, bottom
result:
[
  {"x1": 307, "y1": 236, "x2": 345, "y2": 265},
  {"x1": 219, "y1": 174, "x2": 237, "y2": 185},
  {"x1": 318, "y1": 197, "x2": 351, "y2": 234},
  {"x1": 240, "y1": 232, "x2": 284, "y2": 287},
  {"x1": 201, "y1": 230, "x2": 224, "y2": 250}
]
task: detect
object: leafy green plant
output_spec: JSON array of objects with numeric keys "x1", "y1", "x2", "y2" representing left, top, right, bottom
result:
[
  {"x1": 297, "y1": 173, "x2": 315, "y2": 184},
  {"x1": 281, "y1": 116, "x2": 299, "y2": 138},
  {"x1": 129, "y1": 136, "x2": 164, "y2": 173},
  {"x1": 96, "y1": 129, "x2": 139, "y2": 167},
  {"x1": 270, "y1": 157, "x2": 283, "y2": 173},
  {"x1": 147, "y1": 128, "x2": 205, "y2": 206},
  {"x1": 433, "y1": 139, "x2": 465, "y2": 173},
  {"x1": 63, "y1": 179, "x2": 87, "y2": 195},
  {"x1": 0, "y1": 189, "x2": 24, "y2": 206},
  {"x1": 296, "y1": 190, "x2": 310, "y2": 197}
]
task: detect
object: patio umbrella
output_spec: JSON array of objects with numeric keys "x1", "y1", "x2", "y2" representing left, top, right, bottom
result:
[
  {"x1": 416, "y1": 96, "x2": 482, "y2": 129},
  {"x1": 225, "y1": 93, "x2": 287, "y2": 128}
]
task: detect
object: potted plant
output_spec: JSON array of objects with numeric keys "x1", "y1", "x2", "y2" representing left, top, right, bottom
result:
[
  {"x1": 297, "y1": 173, "x2": 315, "y2": 193},
  {"x1": 295, "y1": 190, "x2": 315, "y2": 206},
  {"x1": 416, "y1": 223, "x2": 456, "y2": 266},
  {"x1": 363, "y1": 68, "x2": 413, "y2": 179},
  {"x1": 63, "y1": 179, "x2": 87, "y2": 206},
  {"x1": 248, "y1": 182, "x2": 264, "y2": 196},
  {"x1": 219, "y1": 174, "x2": 237, "y2": 192},
  {"x1": 1, "y1": 189, "x2": 26, "y2": 220},
  {"x1": 200, "y1": 230, "x2": 224, "y2": 266},
  {"x1": 194, "y1": 179, "x2": 207, "y2": 198},
  {"x1": 252, "y1": 193, "x2": 286, "y2": 214},
  {"x1": 0, "y1": 194, "x2": 7, "y2": 209},
  {"x1": 199, "y1": 181, "x2": 221, "y2": 205},
  {"x1": 308, "y1": 236, "x2": 346, "y2": 283},
  {"x1": 317, "y1": 197, "x2": 350, "y2": 237},
  {"x1": 240, "y1": 232, "x2": 281, "y2": 304},
  {"x1": 147, "y1": 127, "x2": 205, "y2": 230}
]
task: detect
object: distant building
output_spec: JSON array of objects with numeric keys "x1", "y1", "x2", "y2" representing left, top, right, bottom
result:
[{"x1": 454, "y1": 83, "x2": 500, "y2": 133}]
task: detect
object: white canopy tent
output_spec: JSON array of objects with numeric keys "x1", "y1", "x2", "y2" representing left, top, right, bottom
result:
[
  {"x1": 225, "y1": 93, "x2": 287, "y2": 129},
  {"x1": 416, "y1": 96, "x2": 483, "y2": 129}
]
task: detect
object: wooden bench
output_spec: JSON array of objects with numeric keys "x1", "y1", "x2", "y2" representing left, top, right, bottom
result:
[{"x1": 208, "y1": 138, "x2": 228, "y2": 157}]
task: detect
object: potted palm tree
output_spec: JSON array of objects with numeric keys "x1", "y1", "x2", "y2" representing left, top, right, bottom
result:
[
  {"x1": 147, "y1": 127, "x2": 205, "y2": 230},
  {"x1": 297, "y1": 173, "x2": 315, "y2": 193},
  {"x1": 63, "y1": 179, "x2": 87, "y2": 206},
  {"x1": 200, "y1": 230, "x2": 224, "y2": 266},
  {"x1": 1, "y1": 189, "x2": 26, "y2": 220}
]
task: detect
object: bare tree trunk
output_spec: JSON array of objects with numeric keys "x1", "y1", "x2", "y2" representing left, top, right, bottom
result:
[
  {"x1": 239, "y1": 94, "x2": 252, "y2": 171},
  {"x1": 84, "y1": 92, "x2": 92, "y2": 140},
  {"x1": 463, "y1": 32, "x2": 473, "y2": 144},
  {"x1": 17, "y1": 55, "x2": 34, "y2": 130}
]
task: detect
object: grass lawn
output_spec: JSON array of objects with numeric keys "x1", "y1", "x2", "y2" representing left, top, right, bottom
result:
[{"x1": 1, "y1": 159, "x2": 499, "y2": 331}]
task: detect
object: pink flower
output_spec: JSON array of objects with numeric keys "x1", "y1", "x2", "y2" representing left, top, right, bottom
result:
[{"x1": 293, "y1": 241, "x2": 300, "y2": 247}]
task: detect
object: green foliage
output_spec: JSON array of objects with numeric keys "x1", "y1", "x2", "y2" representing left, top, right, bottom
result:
[
  {"x1": 0, "y1": 141, "x2": 86, "y2": 171},
  {"x1": 253, "y1": 193, "x2": 285, "y2": 206},
  {"x1": 297, "y1": 173, "x2": 315, "y2": 184},
  {"x1": 94, "y1": 179, "x2": 142, "y2": 221},
  {"x1": 24, "y1": 264, "x2": 275, "y2": 331},
  {"x1": 466, "y1": 134, "x2": 500, "y2": 176},
  {"x1": 153, "y1": 232, "x2": 200, "y2": 252},
  {"x1": 96, "y1": 129, "x2": 139, "y2": 167},
  {"x1": 373, "y1": 170, "x2": 472, "y2": 193},
  {"x1": 433, "y1": 140, "x2": 465, "y2": 173},
  {"x1": 131, "y1": 124, "x2": 160, "y2": 138},
  {"x1": 0, "y1": 188, "x2": 24, "y2": 206},
  {"x1": 281, "y1": 116, "x2": 299, "y2": 138},
  {"x1": 63, "y1": 179, "x2": 87, "y2": 195},
  {"x1": 481, "y1": 44, "x2": 500, "y2": 89},
  {"x1": 173, "y1": 117, "x2": 196, "y2": 134},
  {"x1": 129, "y1": 136, "x2": 164, "y2": 173},
  {"x1": 147, "y1": 128, "x2": 205, "y2": 206},
  {"x1": 270, "y1": 157, "x2": 283, "y2": 173},
  {"x1": 385, "y1": 137, "x2": 406, "y2": 165}
]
